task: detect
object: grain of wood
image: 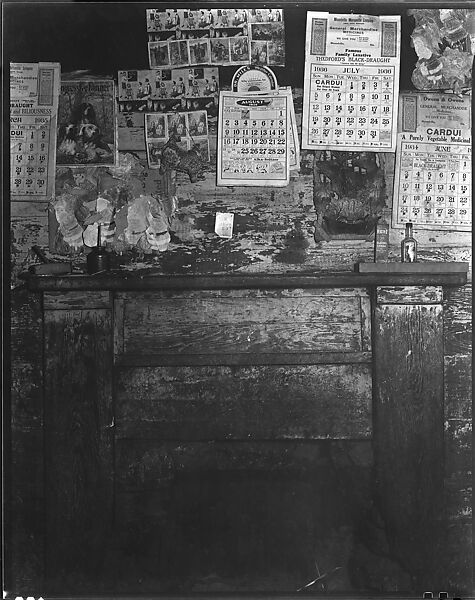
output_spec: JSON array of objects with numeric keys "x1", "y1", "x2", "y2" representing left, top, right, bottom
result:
[
  {"x1": 376, "y1": 285, "x2": 443, "y2": 304},
  {"x1": 373, "y1": 302, "x2": 445, "y2": 586},
  {"x1": 43, "y1": 291, "x2": 111, "y2": 310},
  {"x1": 115, "y1": 364, "x2": 372, "y2": 441}
]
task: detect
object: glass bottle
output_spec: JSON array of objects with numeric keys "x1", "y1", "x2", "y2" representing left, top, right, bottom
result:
[{"x1": 401, "y1": 222, "x2": 417, "y2": 263}]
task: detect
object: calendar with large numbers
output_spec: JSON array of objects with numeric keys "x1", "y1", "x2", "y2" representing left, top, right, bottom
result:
[
  {"x1": 302, "y1": 12, "x2": 400, "y2": 152},
  {"x1": 217, "y1": 91, "x2": 290, "y2": 187},
  {"x1": 10, "y1": 62, "x2": 60, "y2": 200},
  {"x1": 393, "y1": 92, "x2": 471, "y2": 231}
]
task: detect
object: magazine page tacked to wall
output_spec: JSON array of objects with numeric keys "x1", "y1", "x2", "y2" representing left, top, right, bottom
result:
[
  {"x1": 247, "y1": 8, "x2": 285, "y2": 67},
  {"x1": 302, "y1": 12, "x2": 400, "y2": 152},
  {"x1": 145, "y1": 111, "x2": 210, "y2": 170},
  {"x1": 146, "y1": 8, "x2": 285, "y2": 67},
  {"x1": 392, "y1": 92, "x2": 471, "y2": 231},
  {"x1": 147, "y1": 8, "x2": 250, "y2": 67},
  {"x1": 10, "y1": 62, "x2": 60, "y2": 200},
  {"x1": 118, "y1": 68, "x2": 219, "y2": 115},
  {"x1": 217, "y1": 91, "x2": 290, "y2": 187},
  {"x1": 57, "y1": 79, "x2": 117, "y2": 167},
  {"x1": 117, "y1": 111, "x2": 146, "y2": 152}
]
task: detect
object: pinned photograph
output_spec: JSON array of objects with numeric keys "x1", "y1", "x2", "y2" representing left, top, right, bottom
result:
[
  {"x1": 248, "y1": 8, "x2": 283, "y2": 23},
  {"x1": 251, "y1": 41, "x2": 268, "y2": 65},
  {"x1": 149, "y1": 41, "x2": 170, "y2": 67},
  {"x1": 187, "y1": 110, "x2": 208, "y2": 137},
  {"x1": 146, "y1": 113, "x2": 166, "y2": 139},
  {"x1": 169, "y1": 40, "x2": 189, "y2": 66},
  {"x1": 189, "y1": 40, "x2": 210, "y2": 65},
  {"x1": 211, "y1": 38, "x2": 230, "y2": 63},
  {"x1": 230, "y1": 37, "x2": 250, "y2": 63},
  {"x1": 167, "y1": 112, "x2": 187, "y2": 137}
]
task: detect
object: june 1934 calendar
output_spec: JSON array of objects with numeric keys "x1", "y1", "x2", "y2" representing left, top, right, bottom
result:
[
  {"x1": 217, "y1": 90, "x2": 290, "y2": 187},
  {"x1": 392, "y1": 92, "x2": 471, "y2": 231},
  {"x1": 10, "y1": 62, "x2": 60, "y2": 200},
  {"x1": 302, "y1": 12, "x2": 400, "y2": 152}
]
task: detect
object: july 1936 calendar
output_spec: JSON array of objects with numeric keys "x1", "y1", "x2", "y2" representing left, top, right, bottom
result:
[
  {"x1": 217, "y1": 90, "x2": 290, "y2": 187},
  {"x1": 392, "y1": 92, "x2": 471, "y2": 231},
  {"x1": 302, "y1": 12, "x2": 400, "y2": 152},
  {"x1": 10, "y1": 62, "x2": 60, "y2": 200}
]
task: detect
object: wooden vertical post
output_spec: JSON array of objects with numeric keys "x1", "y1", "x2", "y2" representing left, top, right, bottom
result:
[
  {"x1": 43, "y1": 291, "x2": 114, "y2": 592},
  {"x1": 372, "y1": 285, "x2": 445, "y2": 588}
]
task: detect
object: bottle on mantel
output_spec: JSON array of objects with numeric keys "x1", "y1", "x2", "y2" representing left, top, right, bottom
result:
[
  {"x1": 87, "y1": 224, "x2": 110, "y2": 274},
  {"x1": 401, "y1": 222, "x2": 417, "y2": 263}
]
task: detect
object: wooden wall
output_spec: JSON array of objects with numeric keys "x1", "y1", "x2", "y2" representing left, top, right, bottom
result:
[{"x1": 6, "y1": 1, "x2": 472, "y2": 596}]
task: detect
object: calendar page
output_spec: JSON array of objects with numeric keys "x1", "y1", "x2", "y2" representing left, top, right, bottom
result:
[
  {"x1": 217, "y1": 91, "x2": 290, "y2": 187},
  {"x1": 393, "y1": 92, "x2": 471, "y2": 231},
  {"x1": 302, "y1": 12, "x2": 400, "y2": 152},
  {"x1": 10, "y1": 62, "x2": 60, "y2": 200}
]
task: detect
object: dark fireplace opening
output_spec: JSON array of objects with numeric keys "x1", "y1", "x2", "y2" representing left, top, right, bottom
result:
[{"x1": 114, "y1": 439, "x2": 411, "y2": 593}]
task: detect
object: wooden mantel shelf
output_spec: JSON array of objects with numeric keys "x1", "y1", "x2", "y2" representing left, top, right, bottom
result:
[{"x1": 20, "y1": 263, "x2": 468, "y2": 291}]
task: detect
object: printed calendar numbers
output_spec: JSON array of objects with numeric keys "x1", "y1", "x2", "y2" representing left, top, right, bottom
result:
[
  {"x1": 10, "y1": 119, "x2": 51, "y2": 196},
  {"x1": 393, "y1": 92, "x2": 471, "y2": 231},
  {"x1": 396, "y1": 144, "x2": 471, "y2": 228},
  {"x1": 217, "y1": 91, "x2": 290, "y2": 186},
  {"x1": 307, "y1": 65, "x2": 395, "y2": 149}
]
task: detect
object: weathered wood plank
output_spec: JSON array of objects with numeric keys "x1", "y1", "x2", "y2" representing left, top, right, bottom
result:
[
  {"x1": 122, "y1": 294, "x2": 366, "y2": 355},
  {"x1": 9, "y1": 287, "x2": 44, "y2": 591},
  {"x1": 123, "y1": 294, "x2": 362, "y2": 325},
  {"x1": 358, "y1": 262, "x2": 468, "y2": 274},
  {"x1": 43, "y1": 308, "x2": 114, "y2": 591},
  {"x1": 116, "y1": 350, "x2": 372, "y2": 367},
  {"x1": 373, "y1": 303, "x2": 445, "y2": 588},
  {"x1": 444, "y1": 523, "x2": 473, "y2": 594},
  {"x1": 115, "y1": 364, "x2": 372, "y2": 440},
  {"x1": 124, "y1": 322, "x2": 364, "y2": 355},
  {"x1": 445, "y1": 477, "x2": 472, "y2": 522},
  {"x1": 443, "y1": 284, "x2": 472, "y2": 356},
  {"x1": 43, "y1": 290, "x2": 111, "y2": 310},
  {"x1": 117, "y1": 287, "x2": 370, "y2": 300},
  {"x1": 444, "y1": 354, "x2": 472, "y2": 420},
  {"x1": 11, "y1": 215, "x2": 48, "y2": 285},
  {"x1": 359, "y1": 295, "x2": 372, "y2": 351},
  {"x1": 113, "y1": 295, "x2": 126, "y2": 359},
  {"x1": 376, "y1": 286, "x2": 443, "y2": 305},
  {"x1": 445, "y1": 418, "x2": 472, "y2": 477}
]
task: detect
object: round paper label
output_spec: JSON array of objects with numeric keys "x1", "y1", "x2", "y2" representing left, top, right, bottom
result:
[{"x1": 231, "y1": 65, "x2": 278, "y2": 92}]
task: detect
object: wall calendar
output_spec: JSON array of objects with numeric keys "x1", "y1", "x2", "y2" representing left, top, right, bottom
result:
[
  {"x1": 302, "y1": 12, "x2": 400, "y2": 152},
  {"x1": 10, "y1": 62, "x2": 60, "y2": 200},
  {"x1": 392, "y1": 92, "x2": 471, "y2": 231},
  {"x1": 217, "y1": 90, "x2": 290, "y2": 187}
]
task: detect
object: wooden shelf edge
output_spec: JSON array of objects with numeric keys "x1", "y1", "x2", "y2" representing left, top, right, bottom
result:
[{"x1": 20, "y1": 269, "x2": 467, "y2": 292}]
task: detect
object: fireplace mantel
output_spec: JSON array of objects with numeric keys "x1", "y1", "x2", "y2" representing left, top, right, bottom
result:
[
  {"x1": 20, "y1": 262, "x2": 468, "y2": 593},
  {"x1": 20, "y1": 262, "x2": 468, "y2": 292}
]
